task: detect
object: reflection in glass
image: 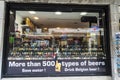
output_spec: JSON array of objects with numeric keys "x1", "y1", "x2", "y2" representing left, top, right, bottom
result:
[{"x1": 8, "y1": 11, "x2": 105, "y2": 60}]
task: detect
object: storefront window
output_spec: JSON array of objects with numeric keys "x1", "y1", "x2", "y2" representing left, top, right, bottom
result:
[
  {"x1": 3, "y1": 3, "x2": 111, "y2": 77},
  {"x1": 9, "y1": 11, "x2": 105, "y2": 60}
]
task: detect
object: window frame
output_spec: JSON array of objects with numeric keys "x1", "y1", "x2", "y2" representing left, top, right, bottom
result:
[{"x1": 2, "y1": 2, "x2": 111, "y2": 77}]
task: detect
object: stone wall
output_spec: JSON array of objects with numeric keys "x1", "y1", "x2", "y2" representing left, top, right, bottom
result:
[
  {"x1": 4, "y1": 0, "x2": 114, "y2": 4},
  {"x1": 0, "y1": 1, "x2": 5, "y2": 80}
]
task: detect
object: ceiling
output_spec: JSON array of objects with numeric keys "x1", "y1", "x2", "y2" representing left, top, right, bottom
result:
[{"x1": 16, "y1": 11, "x2": 99, "y2": 28}]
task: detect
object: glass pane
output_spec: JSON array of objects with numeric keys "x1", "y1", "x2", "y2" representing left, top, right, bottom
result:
[
  {"x1": 6, "y1": 9, "x2": 108, "y2": 76},
  {"x1": 8, "y1": 11, "x2": 105, "y2": 60}
]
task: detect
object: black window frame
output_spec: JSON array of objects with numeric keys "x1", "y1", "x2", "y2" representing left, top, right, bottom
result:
[{"x1": 2, "y1": 2, "x2": 111, "y2": 78}]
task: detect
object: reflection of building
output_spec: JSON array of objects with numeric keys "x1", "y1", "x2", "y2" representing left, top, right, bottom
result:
[{"x1": 0, "y1": 0, "x2": 120, "y2": 80}]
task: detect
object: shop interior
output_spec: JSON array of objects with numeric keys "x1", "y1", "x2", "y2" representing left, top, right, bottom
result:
[{"x1": 8, "y1": 10, "x2": 105, "y2": 60}]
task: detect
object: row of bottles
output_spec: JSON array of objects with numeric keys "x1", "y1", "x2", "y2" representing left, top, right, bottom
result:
[{"x1": 8, "y1": 47, "x2": 105, "y2": 60}]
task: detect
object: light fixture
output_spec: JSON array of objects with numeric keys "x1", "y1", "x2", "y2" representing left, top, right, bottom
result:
[
  {"x1": 56, "y1": 27, "x2": 60, "y2": 29},
  {"x1": 55, "y1": 11, "x2": 62, "y2": 15},
  {"x1": 29, "y1": 11, "x2": 36, "y2": 14},
  {"x1": 80, "y1": 12, "x2": 87, "y2": 15},
  {"x1": 44, "y1": 28, "x2": 48, "y2": 30},
  {"x1": 34, "y1": 17, "x2": 39, "y2": 20},
  {"x1": 10, "y1": 11, "x2": 13, "y2": 14}
]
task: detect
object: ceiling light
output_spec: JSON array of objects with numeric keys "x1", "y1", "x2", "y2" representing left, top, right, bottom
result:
[
  {"x1": 44, "y1": 28, "x2": 48, "y2": 30},
  {"x1": 10, "y1": 11, "x2": 13, "y2": 14},
  {"x1": 29, "y1": 11, "x2": 36, "y2": 14},
  {"x1": 55, "y1": 11, "x2": 62, "y2": 15},
  {"x1": 80, "y1": 12, "x2": 87, "y2": 15},
  {"x1": 34, "y1": 17, "x2": 39, "y2": 20},
  {"x1": 56, "y1": 27, "x2": 60, "y2": 29}
]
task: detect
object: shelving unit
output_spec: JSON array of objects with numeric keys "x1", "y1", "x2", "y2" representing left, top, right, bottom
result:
[{"x1": 8, "y1": 25, "x2": 106, "y2": 60}]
